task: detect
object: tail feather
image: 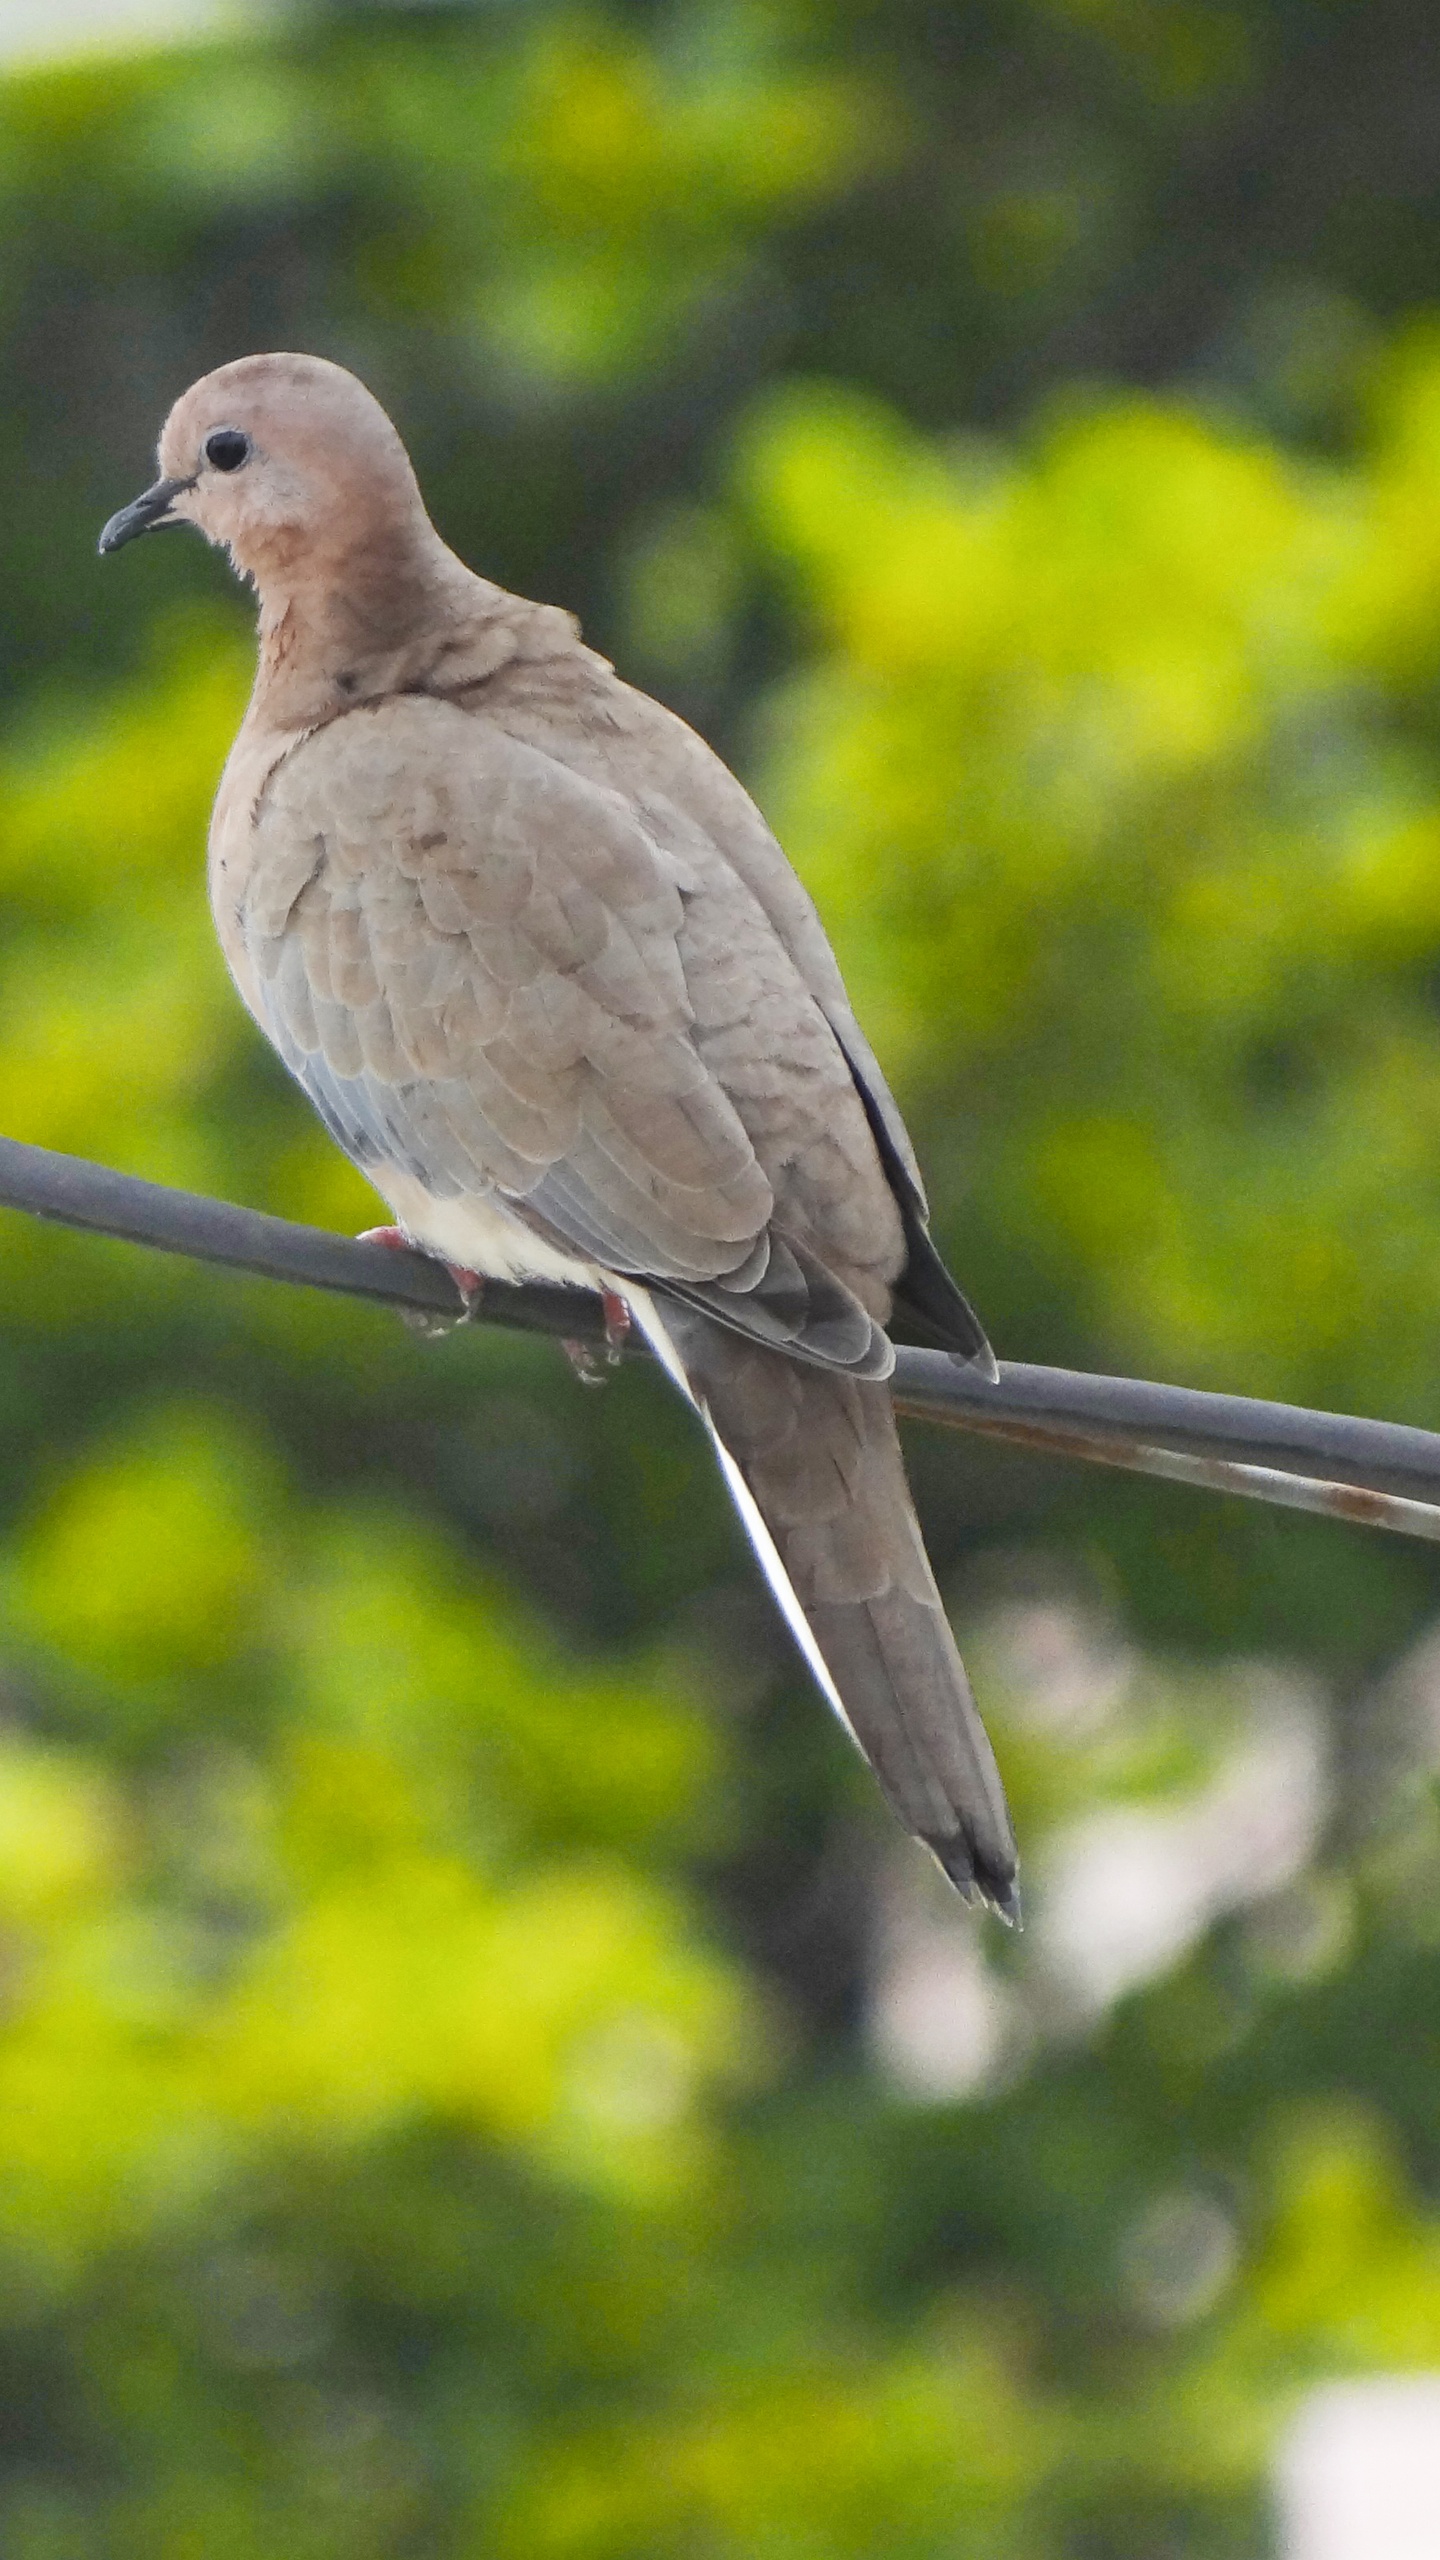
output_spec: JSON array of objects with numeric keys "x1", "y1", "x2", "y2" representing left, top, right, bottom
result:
[{"x1": 641, "y1": 1294, "x2": 1019, "y2": 1919}]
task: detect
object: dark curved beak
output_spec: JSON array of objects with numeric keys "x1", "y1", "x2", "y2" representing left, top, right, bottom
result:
[{"x1": 97, "y1": 475, "x2": 196, "y2": 557}]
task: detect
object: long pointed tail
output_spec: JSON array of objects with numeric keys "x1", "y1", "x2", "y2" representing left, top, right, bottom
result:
[{"x1": 646, "y1": 1300, "x2": 1019, "y2": 1918}]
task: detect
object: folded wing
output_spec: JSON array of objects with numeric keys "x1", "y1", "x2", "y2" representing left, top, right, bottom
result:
[{"x1": 241, "y1": 696, "x2": 897, "y2": 1376}]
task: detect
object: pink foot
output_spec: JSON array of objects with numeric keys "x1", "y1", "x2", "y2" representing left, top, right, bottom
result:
[
  {"x1": 561, "y1": 1289, "x2": 631, "y2": 1389},
  {"x1": 600, "y1": 1289, "x2": 632, "y2": 1357},
  {"x1": 562, "y1": 1337, "x2": 608, "y2": 1387},
  {"x1": 357, "y1": 1225, "x2": 483, "y2": 1326}
]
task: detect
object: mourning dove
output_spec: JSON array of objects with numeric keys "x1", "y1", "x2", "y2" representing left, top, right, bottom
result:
[{"x1": 100, "y1": 353, "x2": 1018, "y2": 1916}]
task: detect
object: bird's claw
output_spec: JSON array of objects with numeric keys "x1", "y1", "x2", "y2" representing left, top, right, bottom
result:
[
  {"x1": 562, "y1": 1290, "x2": 632, "y2": 1387},
  {"x1": 357, "y1": 1225, "x2": 483, "y2": 1337},
  {"x1": 562, "y1": 1338, "x2": 608, "y2": 1387}
]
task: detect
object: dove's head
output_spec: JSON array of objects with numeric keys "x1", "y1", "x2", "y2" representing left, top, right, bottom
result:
[{"x1": 99, "y1": 352, "x2": 437, "y2": 602}]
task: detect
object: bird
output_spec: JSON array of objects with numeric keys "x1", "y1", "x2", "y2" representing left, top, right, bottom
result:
[{"x1": 100, "y1": 351, "x2": 1018, "y2": 1918}]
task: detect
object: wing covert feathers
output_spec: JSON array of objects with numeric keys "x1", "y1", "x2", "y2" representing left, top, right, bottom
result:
[{"x1": 238, "y1": 700, "x2": 908, "y2": 1369}]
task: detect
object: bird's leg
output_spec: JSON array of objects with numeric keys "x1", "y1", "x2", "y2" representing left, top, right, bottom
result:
[
  {"x1": 357, "y1": 1224, "x2": 483, "y2": 1335},
  {"x1": 562, "y1": 1287, "x2": 632, "y2": 1386},
  {"x1": 600, "y1": 1288, "x2": 632, "y2": 1361}
]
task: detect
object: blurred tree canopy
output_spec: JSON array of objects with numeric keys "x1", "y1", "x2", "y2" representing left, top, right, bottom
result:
[{"x1": 2, "y1": 3, "x2": 1440, "y2": 2553}]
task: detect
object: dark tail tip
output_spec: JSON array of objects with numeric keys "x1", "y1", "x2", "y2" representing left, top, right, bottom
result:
[{"x1": 925, "y1": 1834, "x2": 1022, "y2": 1928}]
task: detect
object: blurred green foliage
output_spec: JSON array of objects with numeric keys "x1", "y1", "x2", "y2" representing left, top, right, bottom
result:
[{"x1": 1, "y1": 3, "x2": 1440, "y2": 2553}]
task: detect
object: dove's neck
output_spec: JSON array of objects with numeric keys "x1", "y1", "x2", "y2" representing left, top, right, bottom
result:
[{"x1": 245, "y1": 520, "x2": 515, "y2": 733}]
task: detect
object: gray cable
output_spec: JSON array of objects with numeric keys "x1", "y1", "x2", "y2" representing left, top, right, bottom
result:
[{"x1": 3, "y1": 1132, "x2": 1439, "y2": 1542}]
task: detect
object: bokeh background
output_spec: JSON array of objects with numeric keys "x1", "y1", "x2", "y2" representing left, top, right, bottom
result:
[{"x1": 2, "y1": 1, "x2": 1440, "y2": 2550}]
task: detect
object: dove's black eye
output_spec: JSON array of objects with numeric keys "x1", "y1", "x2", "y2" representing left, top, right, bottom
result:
[{"x1": 204, "y1": 429, "x2": 250, "y2": 473}]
